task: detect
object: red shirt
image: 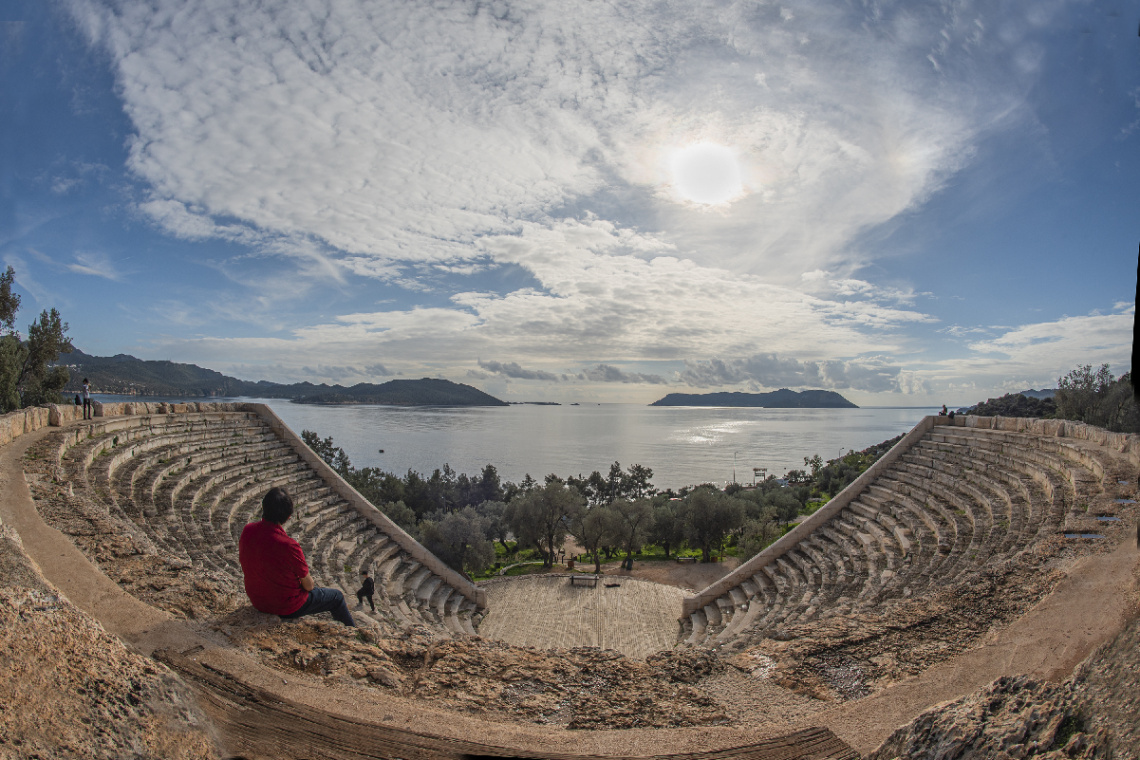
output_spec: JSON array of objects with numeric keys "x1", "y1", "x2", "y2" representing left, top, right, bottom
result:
[{"x1": 238, "y1": 520, "x2": 310, "y2": 615}]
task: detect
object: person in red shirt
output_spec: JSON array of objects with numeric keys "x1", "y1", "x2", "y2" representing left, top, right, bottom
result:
[{"x1": 238, "y1": 487, "x2": 355, "y2": 626}]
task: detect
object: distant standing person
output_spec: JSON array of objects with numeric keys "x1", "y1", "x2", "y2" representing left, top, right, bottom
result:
[
  {"x1": 939, "y1": 404, "x2": 948, "y2": 416},
  {"x1": 238, "y1": 487, "x2": 355, "y2": 627},
  {"x1": 82, "y1": 378, "x2": 92, "y2": 420},
  {"x1": 356, "y1": 571, "x2": 375, "y2": 612}
]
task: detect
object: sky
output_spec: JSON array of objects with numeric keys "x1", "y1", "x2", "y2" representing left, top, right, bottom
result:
[{"x1": 2, "y1": 0, "x2": 1137, "y2": 407}]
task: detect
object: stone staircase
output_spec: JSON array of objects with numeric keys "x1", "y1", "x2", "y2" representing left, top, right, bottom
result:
[
  {"x1": 34, "y1": 402, "x2": 485, "y2": 634},
  {"x1": 680, "y1": 416, "x2": 1137, "y2": 649}
]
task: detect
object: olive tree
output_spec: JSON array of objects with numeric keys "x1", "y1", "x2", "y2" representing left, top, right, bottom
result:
[
  {"x1": 648, "y1": 497, "x2": 686, "y2": 558},
  {"x1": 569, "y1": 504, "x2": 616, "y2": 572},
  {"x1": 609, "y1": 497, "x2": 653, "y2": 569},
  {"x1": 679, "y1": 486, "x2": 745, "y2": 563},
  {"x1": 504, "y1": 480, "x2": 585, "y2": 567},
  {"x1": 419, "y1": 506, "x2": 496, "y2": 577}
]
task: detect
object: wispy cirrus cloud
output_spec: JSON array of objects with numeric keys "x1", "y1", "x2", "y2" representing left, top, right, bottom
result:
[{"x1": 68, "y1": 251, "x2": 122, "y2": 281}]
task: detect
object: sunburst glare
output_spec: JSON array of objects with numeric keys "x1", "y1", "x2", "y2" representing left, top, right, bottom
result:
[{"x1": 669, "y1": 142, "x2": 744, "y2": 205}]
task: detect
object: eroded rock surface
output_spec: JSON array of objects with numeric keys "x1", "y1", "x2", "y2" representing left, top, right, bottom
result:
[
  {"x1": 223, "y1": 618, "x2": 728, "y2": 729},
  {"x1": 0, "y1": 524, "x2": 216, "y2": 760},
  {"x1": 725, "y1": 540, "x2": 1075, "y2": 702}
]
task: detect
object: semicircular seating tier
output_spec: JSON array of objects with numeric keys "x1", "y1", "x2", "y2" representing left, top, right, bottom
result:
[
  {"x1": 28, "y1": 401, "x2": 486, "y2": 634},
  {"x1": 680, "y1": 415, "x2": 1138, "y2": 649}
]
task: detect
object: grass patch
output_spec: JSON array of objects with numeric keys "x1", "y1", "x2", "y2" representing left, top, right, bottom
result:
[
  {"x1": 501, "y1": 562, "x2": 551, "y2": 577},
  {"x1": 1053, "y1": 714, "x2": 1084, "y2": 748},
  {"x1": 803, "y1": 499, "x2": 828, "y2": 515}
]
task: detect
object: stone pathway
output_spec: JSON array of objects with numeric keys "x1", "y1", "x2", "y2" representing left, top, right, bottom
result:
[{"x1": 479, "y1": 575, "x2": 685, "y2": 659}]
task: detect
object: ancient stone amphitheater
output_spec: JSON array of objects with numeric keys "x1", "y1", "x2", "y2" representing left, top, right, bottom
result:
[{"x1": 1, "y1": 401, "x2": 1138, "y2": 759}]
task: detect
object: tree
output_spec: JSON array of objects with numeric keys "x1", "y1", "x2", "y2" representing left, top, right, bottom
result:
[
  {"x1": 477, "y1": 464, "x2": 505, "y2": 503},
  {"x1": 0, "y1": 266, "x2": 18, "y2": 334},
  {"x1": 737, "y1": 511, "x2": 782, "y2": 561},
  {"x1": 648, "y1": 497, "x2": 686, "y2": 559},
  {"x1": 419, "y1": 506, "x2": 496, "y2": 577},
  {"x1": 1055, "y1": 364, "x2": 1113, "y2": 425},
  {"x1": 348, "y1": 467, "x2": 407, "y2": 508},
  {"x1": 569, "y1": 505, "x2": 616, "y2": 572},
  {"x1": 378, "y1": 500, "x2": 418, "y2": 535},
  {"x1": 624, "y1": 464, "x2": 656, "y2": 500},
  {"x1": 504, "y1": 480, "x2": 584, "y2": 568},
  {"x1": 474, "y1": 499, "x2": 512, "y2": 554},
  {"x1": 679, "y1": 486, "x2": 745, "y2": 562},
  {"x1": 301, "y1": 429, "x2": 352, "y2": 476},
  {"x1": 0, "y1": 335, "x2": 21, "y2": 413},
  {"x1": 1054, "y1": 364, "x2": 1139, "y2": 432},
  {"x1": 0, "y1": 277, "x2": 74, "y2": 412},
  {"x1": 609, "y1": 497, "x2": 653, "y2": 568}
]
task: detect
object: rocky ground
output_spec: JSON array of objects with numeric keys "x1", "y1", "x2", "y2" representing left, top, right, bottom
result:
[
  {"x1": 216, "y1": 613, "x2": 728, "y2": 730},
  {"x1": 11, "y1": 427, "x2": 1140, "y2": 759},
  {"x1": 869, "y1": 592, "x2": 1140, "y2": 760},
  {"x1": 726, "y1": 538, "x2": 1073, "y2": 702},
  {"x1": 0, "y1": 521, "x2": 218, "y2": 760}
]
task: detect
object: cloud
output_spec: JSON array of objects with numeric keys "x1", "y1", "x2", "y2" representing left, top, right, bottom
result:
[
  {"x1": 883, "y1": 307, "x2": 1135, "y2": 399},
  {"x1": 577, "y1": 364, "x2": 666, "y2": 384},
  {"x1": 362, "y1": 363, "x2": 394, "y2": 377},
  {"x1": 54, "y1": 0, "x2": 1091, "y2": 402},
  {"x1": 133, "y1": 218, "x2": 937, "y2": 389},
  {"x1": 680, "y1": 353, "x2": 904, "y2": 393},
  {"x1": 64, "y1": 0, "x2": 1038, "y2": 284},
  {"x1": 68, "y1": 251, "x2": 122, "y2": 281},
  {"x1": 478, "y1": 359, "x2": 560, "y2": 382},
  {"x1": 966, "y1": 309, "x2": 1133, "y2": 372}
]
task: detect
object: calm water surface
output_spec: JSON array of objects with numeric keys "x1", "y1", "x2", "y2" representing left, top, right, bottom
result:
[{"x1": 238, "y1": 401, "x2": 939, "y2": 492}]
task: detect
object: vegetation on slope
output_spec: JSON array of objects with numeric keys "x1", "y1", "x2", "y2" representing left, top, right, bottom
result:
[
  {"x1": 301, "y1": 428, "x2": 901, "y2": 578},
  {"x1": 962, "y1": 364, "x2": 1138, "y2": 433},
  {"x1": 0, "y1": 266, "x2": 73, "y2": 412},
  {"x1": 964, "y1": 393, "x2": 1057, "y2": 418},
  {"x1": 60, "y1": 350, "x2": 506, "y2": 406}
]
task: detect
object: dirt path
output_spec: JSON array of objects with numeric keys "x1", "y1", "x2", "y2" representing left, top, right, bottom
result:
[{"x1": 803, "y1": 539, "x2": 1140, "y2": 755}]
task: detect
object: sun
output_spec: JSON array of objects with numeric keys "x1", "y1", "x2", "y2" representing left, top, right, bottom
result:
[{"x1": 668, "y1": 142, "x2": 744, "y2": 205}]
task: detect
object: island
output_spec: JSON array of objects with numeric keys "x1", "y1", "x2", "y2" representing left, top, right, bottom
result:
[
  {"x1": 59, "y1": 351, "x2": 507, "y2": 406},
  {"x1": 291, "y1": 379, "x2": 507, "y2": 406},
  {"x1": 649, "y1": 389, "x2": 857, "y2": 408}
]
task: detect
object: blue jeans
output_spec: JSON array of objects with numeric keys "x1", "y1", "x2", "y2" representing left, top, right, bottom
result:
[{"x1": 280, "y1": 586, "x2": 355, "y2": 627}]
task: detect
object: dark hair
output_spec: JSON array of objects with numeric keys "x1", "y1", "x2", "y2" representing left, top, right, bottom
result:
[
  {"x1": 262, "y1": 487, "x2": 294, "y2": 524},
  {"x1": 82, "y1": 378, "x2": 89, "y2": 383}
]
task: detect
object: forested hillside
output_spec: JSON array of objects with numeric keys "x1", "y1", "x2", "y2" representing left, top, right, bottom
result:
[{"x1": 60, "y1": 350, "x2": 505, "y2": 406}]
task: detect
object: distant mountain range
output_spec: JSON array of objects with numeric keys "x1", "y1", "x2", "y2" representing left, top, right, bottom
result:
[
  {"x1": 649, "y1": 389, "x2": 857, "y2": 408},
  {"x1": 60, "y1": 350, "x2": 506, "y2": 406}
]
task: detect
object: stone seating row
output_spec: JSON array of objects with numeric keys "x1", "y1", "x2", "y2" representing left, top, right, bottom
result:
[
  {"x1": 45, "y1": 410, "x2": 481, "y2": 634},
  {"x1": 681, "y1": 423, "x2": 1131, "y2": 648}
]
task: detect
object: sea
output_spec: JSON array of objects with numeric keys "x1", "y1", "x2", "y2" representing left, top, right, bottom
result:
[{"x1": 95, "y1": 396, "x2": 940, "y2": 493}]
